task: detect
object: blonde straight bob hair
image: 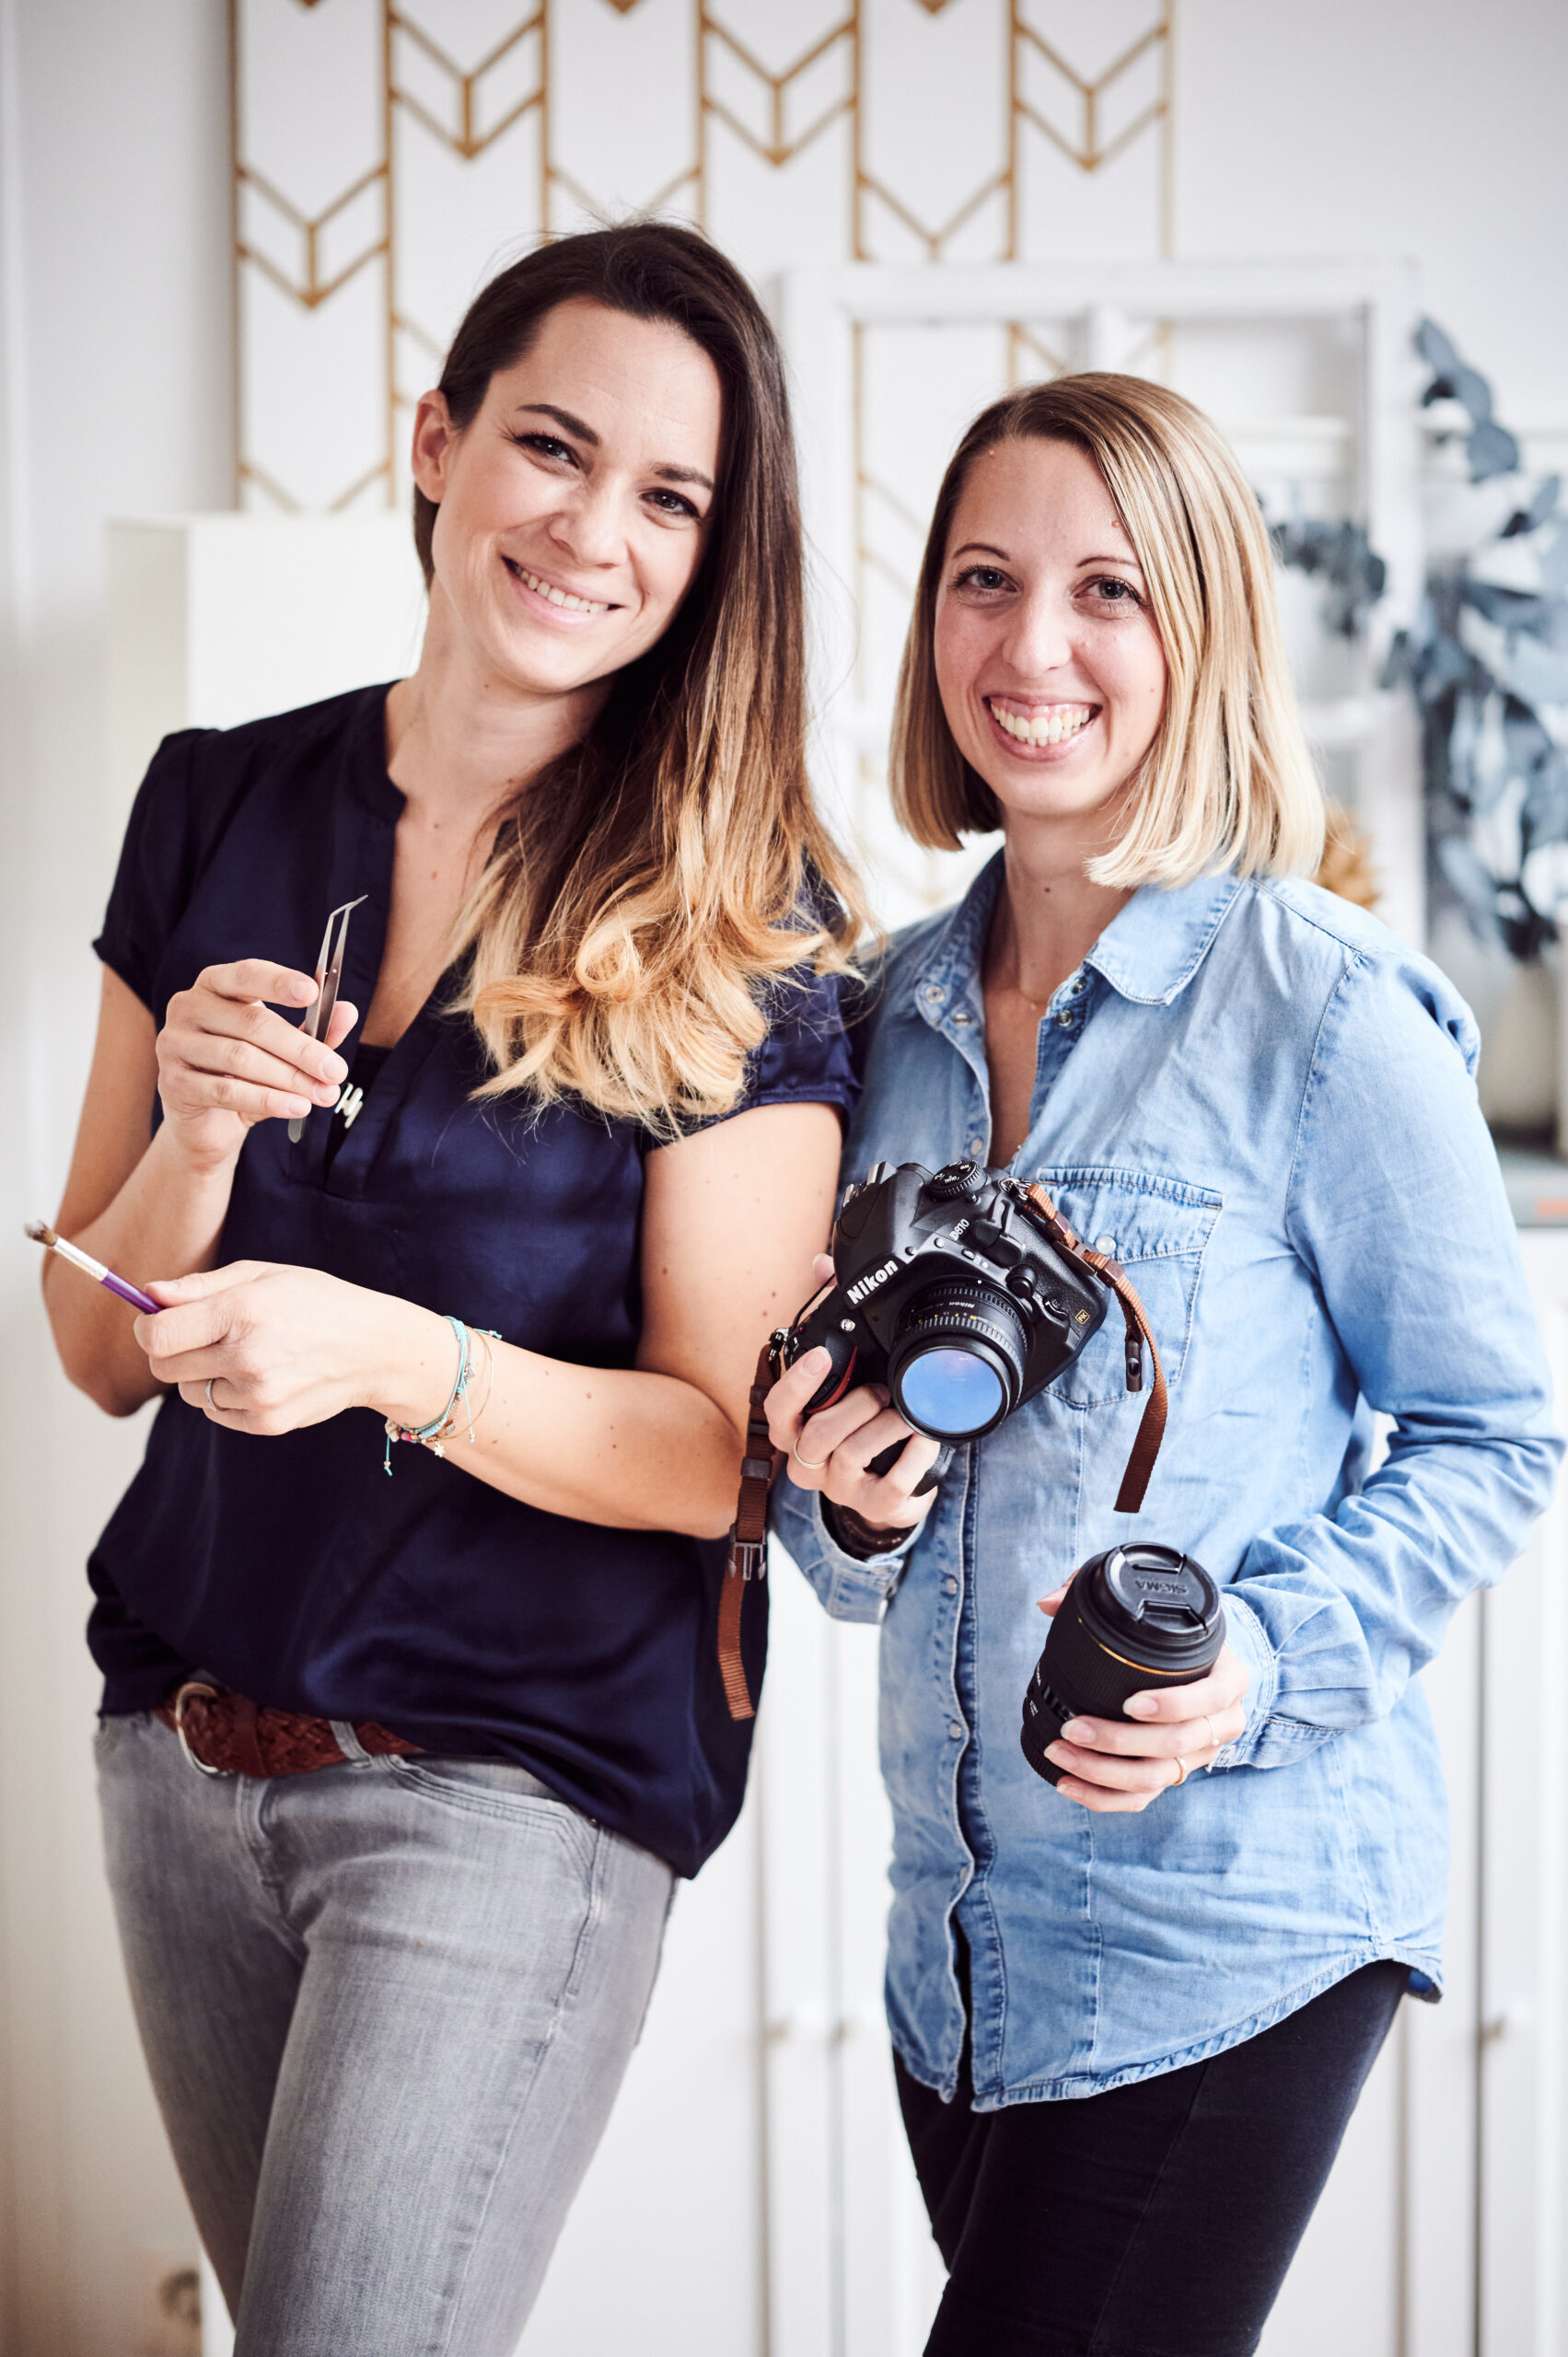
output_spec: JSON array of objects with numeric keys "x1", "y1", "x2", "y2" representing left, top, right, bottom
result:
[
  {"x1": 890, "y1": 373, "x2": 1325, "y2": 888},
  {"x1": 422, "y1": 225, "x2": 862, "y2": 1134}
]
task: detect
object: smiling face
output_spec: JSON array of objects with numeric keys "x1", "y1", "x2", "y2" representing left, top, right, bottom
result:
[
  {"x1": 933, "y1": 435, "x2": 1167, "y2": 847},
  {"x1": 412, "y1": 296, "x2": 724, "y2": 698}
]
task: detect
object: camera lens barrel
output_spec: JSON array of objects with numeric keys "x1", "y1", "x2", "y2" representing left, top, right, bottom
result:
[
  {"x1": 888, "y1": 1280, "x2": 1029, "y2": 1441},
  {"x1": 1020, "y1": 1545, "x2": 1225, "y2": 1786}
]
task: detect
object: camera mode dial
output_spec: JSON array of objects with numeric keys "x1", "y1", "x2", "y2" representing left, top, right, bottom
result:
[{"x1": 927, "y1": 1161, "x2": 987, "y2": 1200}]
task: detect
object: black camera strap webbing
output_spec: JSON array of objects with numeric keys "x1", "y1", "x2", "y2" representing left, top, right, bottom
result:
[
  {"x1": 1021, "y1": 1184, "x2": 1168, "y2": 1513},
  {"x1": 720, "y1": 1341, "x2": 784, "y2": 1721}
]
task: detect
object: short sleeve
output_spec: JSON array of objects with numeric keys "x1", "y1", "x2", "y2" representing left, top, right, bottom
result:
[
  {"x1": 732, "y1": 958, "x2": 859, "y2": 1124},
  {"x1": 93, "y1": 730, "x2": 211, "y2": 1010}
]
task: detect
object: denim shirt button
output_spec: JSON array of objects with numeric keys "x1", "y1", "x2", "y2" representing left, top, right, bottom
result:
[
  {"x1": 923, "y1": 984, "x2": 945, "y2": 1004},
  {"x1": 968, "y1": 1135, "x2": 985, "y2": 1157},
  {"x1": 943, "y1": 1575, "x2": 958, "y2": 1596},
  {"x1": 947, "y1": 1720, "x2": 965, "y2": 1741},
  {"x1": 953, "y1": 1009, "x2": 973, "y2": 1026}
]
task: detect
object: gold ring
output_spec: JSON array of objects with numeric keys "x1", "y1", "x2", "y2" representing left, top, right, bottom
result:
[
  {"x1": 1170, "y1": 1755, "x2": 1189, "y2": 1788},
  {"x1": 1204, "y1": 1714, "x2": 1216, "y2": 1750}
]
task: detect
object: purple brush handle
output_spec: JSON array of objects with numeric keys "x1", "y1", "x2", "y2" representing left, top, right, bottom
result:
[{"x1": 101, "y1": 1269, "x2": 162, "y2": 1316}]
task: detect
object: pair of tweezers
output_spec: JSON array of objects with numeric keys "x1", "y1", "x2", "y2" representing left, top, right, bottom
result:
[{"x1": 288, "y1": 896, "x2": 367, "y2": 1143}]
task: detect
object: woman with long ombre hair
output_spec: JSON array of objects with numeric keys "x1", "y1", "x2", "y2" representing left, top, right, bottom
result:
[
  {"x1": 767, "y1": 374, "x2": 1558, "y2": 2355},
  {"x1": 46, "y1": 224, "x2": 860, "y2": 2354}
]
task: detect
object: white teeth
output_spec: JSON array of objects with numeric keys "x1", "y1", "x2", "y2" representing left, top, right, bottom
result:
[
  {"x1": 988, "y1": 702, "x2": 1095, "y2": 748},
  {"x1": 516, "y1": 564, "x2": 610, "y2": 615}
]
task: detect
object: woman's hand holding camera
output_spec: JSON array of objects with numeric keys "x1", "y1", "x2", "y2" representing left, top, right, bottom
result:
[
  {"x1": 157, "y1": 958, "x2": 357, "y2": 1172},
  {"x1": 766, "y1": 1260, "x2": 941, "y2": 1539},
  {"x1": 1037, "y1": 1575, "x2": 1250, "y2": 1813}
]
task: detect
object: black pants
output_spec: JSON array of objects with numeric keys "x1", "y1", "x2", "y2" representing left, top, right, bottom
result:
[{"x1": 896, "y1": 1958, "x2": 1408, "y2": 2357}]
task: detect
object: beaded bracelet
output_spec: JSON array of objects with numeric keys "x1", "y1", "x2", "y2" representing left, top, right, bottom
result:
[{"x1": 383, "y1": 1316, "x2": 501, "y2": 1474}]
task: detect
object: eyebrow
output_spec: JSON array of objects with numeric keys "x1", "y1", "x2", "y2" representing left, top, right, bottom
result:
[
  {"x1": 949, "y1": 540, "x2": 1142, "y2": 570},
  {"x1": 512, "y1": 402, "x2": 715, "y2": 494}
]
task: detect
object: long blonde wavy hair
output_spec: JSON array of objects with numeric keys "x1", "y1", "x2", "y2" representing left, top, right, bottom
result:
[
  {"x1": 890, "y1": 373, "x2": 1325, "y2": 888},
  {"x1": 416, "y1": 226, "x2": 863, "y2": 1134}
]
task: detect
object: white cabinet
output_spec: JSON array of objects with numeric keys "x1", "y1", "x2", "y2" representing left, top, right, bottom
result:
[{"x1": 1476, "y1": 1232, "x2": 1568, "y2": 2357}]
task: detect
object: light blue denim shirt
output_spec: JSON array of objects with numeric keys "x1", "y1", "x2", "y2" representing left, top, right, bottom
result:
[{"x1": 772, "y1": 853, "x2": 1562, "y2": 2107}]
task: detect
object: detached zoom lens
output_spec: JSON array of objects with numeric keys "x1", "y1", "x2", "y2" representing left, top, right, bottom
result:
[
  {"x1": 1020, "y1": 1545, "x2": 1225, "y2": 1786},
  {"x1": 888, "y1": 1280, "x2": 1028, "y2": 1440}
]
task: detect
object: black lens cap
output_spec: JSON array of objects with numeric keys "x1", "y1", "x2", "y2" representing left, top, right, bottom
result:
[{"x1": 1101, "y1": 1545, "x2": 1221, "y2": 1638}]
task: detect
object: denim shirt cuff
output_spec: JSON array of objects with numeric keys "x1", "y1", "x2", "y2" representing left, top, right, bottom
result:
[
  {"x1": 1207, "y1": 1585, "x2": 1279, "y2": 1770},
  {"x1": 770, "y1": 1474, "x2": 914, "y2": 1624}
]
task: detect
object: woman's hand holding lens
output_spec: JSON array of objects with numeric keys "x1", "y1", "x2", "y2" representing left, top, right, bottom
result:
[
  {"x1": 765, "y1": 1258, "x2": 941, "y2": 1538},
  {"x1": 1035, "y1": 1576, "x2": 1249, "y2": 1813},
  {"x1": 156, "y1": 958, "x2": 358, "y2": 1172}
]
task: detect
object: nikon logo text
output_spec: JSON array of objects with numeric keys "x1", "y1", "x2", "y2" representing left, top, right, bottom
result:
[{"x1": 846, "y1": 1260, "x2": 898, "y2": 1305}]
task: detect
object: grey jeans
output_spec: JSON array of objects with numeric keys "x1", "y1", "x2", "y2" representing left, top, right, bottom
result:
[{"x1": 97, "y1": 1712, "x2": 674, "y2": 2356}]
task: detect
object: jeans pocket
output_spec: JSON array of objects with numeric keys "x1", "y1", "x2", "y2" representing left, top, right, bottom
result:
[
  {"x1": 386, "y1": 1757, "x2": 598, "y2": 1868},
  {"x1": 93, "y1": 1711, "x2": 148, "y2": 1759}
]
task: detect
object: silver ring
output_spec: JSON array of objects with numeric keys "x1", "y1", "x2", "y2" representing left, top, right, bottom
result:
[
  {"x1": 204, "y1": 1378, "x2": 218, "y2": 1411},
  {"x1": 1204, "y1": 1713, "x2": 1216, "y2": 1750},
  {"x1": 793, "y1": 1447, "x2": 828, "y2": 1469}
]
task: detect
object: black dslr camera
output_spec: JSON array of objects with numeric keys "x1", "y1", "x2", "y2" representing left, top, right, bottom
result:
[{"x1": 777, "y1": 1161, "x2": 1109, "y2": 1446}]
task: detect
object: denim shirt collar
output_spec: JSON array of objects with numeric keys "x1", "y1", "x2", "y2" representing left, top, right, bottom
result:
[{"x1": 907, "y1": 850, "x2": 1242, "y2": 1030}]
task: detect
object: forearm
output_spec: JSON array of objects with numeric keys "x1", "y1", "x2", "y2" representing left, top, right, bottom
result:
[
  {"x1": 369, "y1": 1303, "x2": 746, "y2": 1538},
  {"x1": 1221, "y1": 1424, "x2": 1562, "y2": 1769},
  {"x1": 45, "y1": 1125, "x2": 236, "y2": 1414}
]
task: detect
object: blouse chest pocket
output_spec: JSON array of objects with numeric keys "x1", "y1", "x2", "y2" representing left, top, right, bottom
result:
[{"x1": 1029, "y1": 1165, "x2": 1222, "y2": 1408}]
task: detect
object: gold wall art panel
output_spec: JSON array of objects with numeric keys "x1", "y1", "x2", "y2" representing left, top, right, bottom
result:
[{"x1": 232, "y1": 0, "x2": 1173, "y2": 511}]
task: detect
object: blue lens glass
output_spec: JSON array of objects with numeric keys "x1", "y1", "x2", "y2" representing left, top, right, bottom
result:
[{"x1": 898, "y1": 1347, "x2": 1005, "y2": 1436}]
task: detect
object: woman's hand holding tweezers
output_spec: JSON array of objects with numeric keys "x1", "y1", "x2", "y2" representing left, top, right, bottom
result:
[{"x1": 156, "y1": 957, "x2": 357, "y2": 1174}]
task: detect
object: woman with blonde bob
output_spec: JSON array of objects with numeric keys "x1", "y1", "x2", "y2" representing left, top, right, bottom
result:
[
  {"x1": 47, "y1": 224, "x2": 861, "y2": 2353},
  {"x1": 769, "y1": 375, "x2": 1557, "y2": 2355}
]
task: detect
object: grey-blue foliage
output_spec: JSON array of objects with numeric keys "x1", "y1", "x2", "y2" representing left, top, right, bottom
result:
[
  {"x1": 1383, "y1": 320, "x2": 1567, "y2": 959},
  {"x1": 1270, "y1": 517, "x2": 1387, "y2": 640}
]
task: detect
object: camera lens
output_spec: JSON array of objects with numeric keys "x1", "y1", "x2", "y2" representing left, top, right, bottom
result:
[
  {"x1": 1020, "y1": 1547, "x2": 1225, "y2": 1785},
  {"x1": 888, "y1": 1280, "x2": 1028, "y2": 1440}
]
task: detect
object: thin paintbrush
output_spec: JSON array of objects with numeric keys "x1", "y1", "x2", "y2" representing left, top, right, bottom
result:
[{"x1": 25, "y1": 1221, "x2": 162, "y2": 1316}]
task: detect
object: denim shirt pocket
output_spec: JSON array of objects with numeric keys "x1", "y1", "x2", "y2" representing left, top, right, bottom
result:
[{"x1": 1028, "y1": 1165, "x2": 1223, "y2": 1406}]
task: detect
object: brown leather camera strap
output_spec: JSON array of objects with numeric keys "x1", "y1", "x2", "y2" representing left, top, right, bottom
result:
[
  {"x1": 1021, "y1": 1184, "x2": 1168, "y2": 1513},
  {"x1": 720, "y1": 1339, "x2": 784, "y2": 1721},
  {"x1": 718, "y1": 1189, "x2": 1172, "y2": 1716}
]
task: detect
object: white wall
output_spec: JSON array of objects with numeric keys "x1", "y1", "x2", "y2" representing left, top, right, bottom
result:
[
  {"x1": 1175, "y1": 0, "x2": 1568, "y2": 438},
  {"x1": 0, "y1": 4, "x2": 230, "y2": 2351},
  {"x1": 3, "y1": 4, "x2": 1567, "y2": 2352}
]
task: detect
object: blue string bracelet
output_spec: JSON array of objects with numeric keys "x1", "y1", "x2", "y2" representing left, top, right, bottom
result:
[{"x1": 383, "y1": 1316, "x2": 499, "y2": 1474}]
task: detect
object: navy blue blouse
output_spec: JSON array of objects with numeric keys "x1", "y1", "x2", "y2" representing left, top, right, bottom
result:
[{"x1": 89, "y1": 686, "x2": 856, "y2": 1876}]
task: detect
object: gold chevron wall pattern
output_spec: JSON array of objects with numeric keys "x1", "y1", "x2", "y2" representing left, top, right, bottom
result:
[{"x1": 232, "y1": 0, "x2": 1173, "y2": 512}]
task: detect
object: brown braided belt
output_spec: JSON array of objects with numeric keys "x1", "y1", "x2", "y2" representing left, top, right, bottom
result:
[{"x1": 156, "y1": 1680, "x2": 422, "y2": 1779}]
